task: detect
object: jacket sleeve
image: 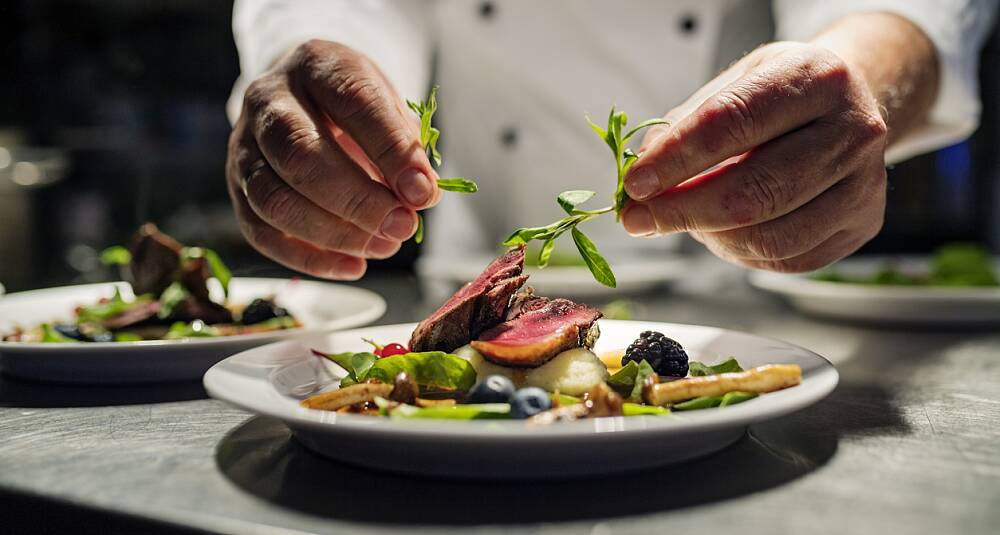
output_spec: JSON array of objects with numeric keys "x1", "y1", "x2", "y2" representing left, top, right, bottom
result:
[
  {"x1": 773, "y1": 0, "x2": 997, "y2": 163},
  {"x1": 227, "y1": 0, "x2": 433, "y2": 124}
]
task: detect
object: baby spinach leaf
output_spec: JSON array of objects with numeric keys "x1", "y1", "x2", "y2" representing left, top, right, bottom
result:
[
  {"x1": 607, "y1": 360, "x2": 639, "y2": 395},
  {"x1": 367, "y1": 352, "x2": 477, "y2": 392},
  {"x1": 182, "y1": 247, "x2": 231, "y2": 298},
  {"x1": 316, "y1": 350, "x2": 378, "y2": 387},
  {"x1": 164, "y1": 320, "x2": 220, "y2": 339},
  {"x1": 630, "y1": 359, "x2": 656, "y2": 403},
  {"x1": 688, "y1": 358, "x2": 744, "y2": 377}
]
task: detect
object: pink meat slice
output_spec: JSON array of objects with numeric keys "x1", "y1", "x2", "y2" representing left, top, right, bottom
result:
[
  {"x1": 409, "y1": 246, "x2": 526, "y2": 352},
  {"x1": 471, "y1": 298, "x2": 602, "y2": 367}
]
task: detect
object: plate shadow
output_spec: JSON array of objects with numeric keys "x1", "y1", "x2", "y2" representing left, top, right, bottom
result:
[{"x1": 216, "y1": 407, "x2": 840, "y2": 525}]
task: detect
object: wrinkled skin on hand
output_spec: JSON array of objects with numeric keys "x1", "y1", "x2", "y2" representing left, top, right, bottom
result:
[
  {"x1": 622, "y1": 42, "x2": 889, "y2": 273},
  {"x1": 226, "y1": 40, "x2": 442, "y2": 279}
]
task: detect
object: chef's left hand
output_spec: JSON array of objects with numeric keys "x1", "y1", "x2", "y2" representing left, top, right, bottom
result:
[{"x1": 621, "y1": 41, "x2": 890, "y2": 272}]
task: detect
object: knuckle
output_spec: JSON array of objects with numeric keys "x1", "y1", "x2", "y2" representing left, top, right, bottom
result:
[
  {"x1": 331, "y1": 73, "x2": 386, "y2": 123},
  {"x1": 300, "y1": 249, "x2": 330, "y2": 277},
  {"x1": 854, "y1": 110, "x2": 888, "y2": 147},
  {"x1": 808, "y1": 50, "x2": 851, "y2": 92},
  {"x1": 726, "y1": 164, "x2": 786, "y2": 223},
  {"x1": 372, "y1": 128, "x2": 420, "y2": 169},
  {"x1": 335, "y1": 186, "x2": 387, "y2": 227},
  {"x1": 255, "y1": 183, "x2": 301, "y2": 225},
  {"x1": 747, "y1": 225, "x2": 795, "y2": 260},
  {"x1": 712, "y1": 88, "x2": 760, "y2": 149},
  {"x1": 243, "y1": 78, "x2": 273, "y2": 116}
]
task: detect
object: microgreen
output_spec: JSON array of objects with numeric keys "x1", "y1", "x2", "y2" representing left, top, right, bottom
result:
[
  {"x1": 503, "y1": 107, "x2": 668, "y2": 286},
  {"x1": 406, "y1": 85, "x2": 479, "y2": 243}
]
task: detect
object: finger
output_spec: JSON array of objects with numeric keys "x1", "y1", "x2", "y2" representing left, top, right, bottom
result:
[
  {"x1": 290, "y1": 41, "x2": 439, "y2": 209},
  {"x1": 736, "y1": 227, "x2": 876, "y2": 273},
  {"x1": 225, "y1": 166, "x2": 368, "y2": 280},
  {"x1": 242, "y1": 78, "x2": 419, "y2": 241},
  {"x1": 625, "y1": 48, "x2": 852, "y2": 200},
  {"x1": 697, "y1": 173, "x2": 881, "y2": 262},
  {"x1": 243, "y1": 162, "x2": 402, "y2": 259},
  {"x1": 622, "y1": 114, "x2": 881, "y2": 236}
]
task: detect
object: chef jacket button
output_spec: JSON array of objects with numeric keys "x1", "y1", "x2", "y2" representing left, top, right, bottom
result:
[
  {"x1": 500, "y1": 127, "x2": 517, "y2": 148},
  {"x1": 679, "y1": 14, "x2": 698, "y2": 34},
  {"x1": 479, "y1": 2, "x2": 495, "y2": 19}
]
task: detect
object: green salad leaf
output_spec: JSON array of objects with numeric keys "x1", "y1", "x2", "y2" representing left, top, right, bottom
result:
[
  {"x1": 76, "y1": 288, "x2": 152, "y2": 324},
  {"x1": 622, "y1": 403, "x2": 671, "y2": 416},
  {"x1": 673, "y1": 391, "x2": 757, "y2": 411},
  {"x1": 40, "y1": 324, "x2": 79, "y2": 343},
  {"x1": 164, "y1": 320, "x2": 220, "y2": 339},
  {"x1": 316, "y1": 350, "x2": 477, "y2": 392},
  {"x1": 181, "y1": 247, "x2": 232, "y2": 298},
  {"x1": 688, "y1": 358, "x2": 744, "y2": 377},
  {"x1": 157, "y1": 282, "x2": 188, "y2": 319},
  {"x1": 606, "y1": 359, "x2": 657, "y2": 402},
  {"x1": 387, "y1": 403, "x2": 511, "y2": 420},
  {"x1": 100, "y1": 245, "x2": 132, "y2": 266},
  {"x1": 813, "y1": 243, "x2": 998, "y2": 287},
  {"x1": 113, "y1": 332, "x2": 143, "y2": 342}
]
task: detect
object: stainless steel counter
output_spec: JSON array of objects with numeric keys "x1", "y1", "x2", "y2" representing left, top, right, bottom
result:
[{"x1": 2, "y1": 261, "x2": 999, "y2": 534}]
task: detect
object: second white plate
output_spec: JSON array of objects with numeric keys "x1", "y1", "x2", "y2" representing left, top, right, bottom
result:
[
  {"x1": 749, "y1": 256, "x2": 1000, "y2": 326},
  {"x1": 0, "y1": 278, "x2": 385, "y2": 384}
]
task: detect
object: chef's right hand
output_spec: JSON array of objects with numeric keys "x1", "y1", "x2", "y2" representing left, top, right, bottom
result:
[{"x1": 225, "y1": 40, "x2": 440, "y2": 280}]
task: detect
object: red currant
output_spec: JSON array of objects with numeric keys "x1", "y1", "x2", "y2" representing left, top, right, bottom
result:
[{"x1": 379, "y1": 343, "x2": 409, "y2": 358}]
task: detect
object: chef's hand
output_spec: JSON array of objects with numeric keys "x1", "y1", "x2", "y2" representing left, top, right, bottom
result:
[
  {"x1": 622, "y1": 14, "x2": 937, "y2": 272},
  {"x1": 225, "y1": 40, "x2": 439, "y2": 279}
]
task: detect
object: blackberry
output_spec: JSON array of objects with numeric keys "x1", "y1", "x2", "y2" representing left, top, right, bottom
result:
[
  {"x1": 622, "y1": 330, "x2": 688, "y2": 377},
  {"x1": 241, "y1": 298, "x2": 288, "y2": 325}
]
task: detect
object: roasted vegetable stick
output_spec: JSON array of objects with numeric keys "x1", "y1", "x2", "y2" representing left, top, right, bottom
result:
[
  {"x1": 301, "y1": 383, "x2": 393, "y2": 411},
  {"x1": 643, "y1": 364, "x2": 801, "y2": 406}
]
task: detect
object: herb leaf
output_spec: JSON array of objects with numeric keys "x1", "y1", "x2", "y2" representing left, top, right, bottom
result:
[
  {"x1": 571, "y1": 228, "x2": 616, "y2": 288},
  {"x1": 100, "y1": 246, "x2": 131, "y2": 266},
  {"x1": 436, "y1": 178, "x2": 478, "y2": 193},
  {"x1": 414, "y1": 214, "x2": 425, "y2": 244},
  {"x1": 182, "y1": 247, "x2": 232, "y2": 298},
  {"x1": 557, "y1": 190, "x2": 596, "y2": 214},
  {"x1": 537, "y1": 238, "x2": 556, "y2": 268},
  {"x1": 157, "y1": 282, "x2": 188, "y2": 319}
]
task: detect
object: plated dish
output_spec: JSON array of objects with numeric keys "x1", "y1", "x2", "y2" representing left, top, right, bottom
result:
[
  {"x1": 4, "y1": 224, "x2": 301, "y2": 343},
  {"x1": 0, "y1": 225, "x2": 386, "y2": 383},
  {"x1": 206, "y1": 247, "x2": 837, "y2": 477}
]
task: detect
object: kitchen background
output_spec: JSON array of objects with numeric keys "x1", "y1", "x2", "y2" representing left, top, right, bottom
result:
[{"x1": 1, "y1": 0, "x2": 997, "y2": 292}]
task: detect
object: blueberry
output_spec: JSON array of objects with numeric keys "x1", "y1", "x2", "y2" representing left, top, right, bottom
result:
[
  {"x1": 240, "y1": 298, "x2": 288, "y2": 325},
  {"x1": 509, "y1": 387, "x2": 552, "y2": 419},
  {"x1": 466, "y1": 374, "x2": 515, "y2": 404},
  {"x1": 54, "y1": 324, "x2": 85, "y2": 341}
]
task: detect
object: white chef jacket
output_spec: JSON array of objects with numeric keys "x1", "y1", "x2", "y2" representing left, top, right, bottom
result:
[{"x1": 229, "y1": 0, "x2": 996, "y2": 258}]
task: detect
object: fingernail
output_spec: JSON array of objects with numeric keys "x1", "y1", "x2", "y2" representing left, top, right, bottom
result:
[
  {"x1": 397, "y1": 169, "x2": 433, "y2": 206},
  {"x1": 366, "y1": 236, "x2": 399, "y2": 258},
  {"x1": 622, "y1": 204, "x2": 656, "y2": 236},
  {"x1": 380, "y1": 207, "x2": 415, "y2": 240},
  {"x1": 625, "y1": 167, "x2": 662, "y2": 200}
]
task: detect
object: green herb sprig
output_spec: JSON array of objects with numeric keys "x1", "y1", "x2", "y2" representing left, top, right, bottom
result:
[
  {"x1": 502, "y1": 107, "x2": 668, "y2": 287},
  {"x1": 406, "y1": 85, "x2": 479, "y2": 243}
]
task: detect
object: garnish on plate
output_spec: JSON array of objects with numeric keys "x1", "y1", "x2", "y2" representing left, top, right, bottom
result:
[
  {"x1": 501, "y1": 108, "x2": 668, "y2": 287},
  {"x1": 406, "y1": 85, "x2": 479, "y2": 243}
]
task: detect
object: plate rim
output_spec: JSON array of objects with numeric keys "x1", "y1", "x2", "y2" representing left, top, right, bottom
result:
[
  {"x1": 204, "y1": 319, "x2": 839, "y2": 439},
  {"x1": 0, "y1": 277, "x2": 386, "y2": 353},
  {"x1": 748, "y1": 267, "x2": 1000, "y2": 301}
]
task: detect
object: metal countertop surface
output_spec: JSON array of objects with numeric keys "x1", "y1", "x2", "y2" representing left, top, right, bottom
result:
[{"x1": 2, "y1": 260, "x2": 999, "y2": 534}]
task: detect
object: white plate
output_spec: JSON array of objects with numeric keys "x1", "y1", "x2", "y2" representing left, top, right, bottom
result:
[
  {"x1": 749, "y1": 256, "x2": 1000, "y2": 325},
  {"x1": 204, "y1": 320, "x2": 837, "y2": 478},
  {"x1": 417, "y1": 254, "x2": 692, "y2": 298},
  {"x1": 0, "y1": 278, "x2": 385, "y2": 384}
]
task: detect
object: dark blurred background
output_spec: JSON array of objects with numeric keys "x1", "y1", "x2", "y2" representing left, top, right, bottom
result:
[{"x1": 0, "y1": 0, "x2": 997, "y2": 292}]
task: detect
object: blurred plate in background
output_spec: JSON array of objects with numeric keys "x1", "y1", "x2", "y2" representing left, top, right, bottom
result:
[
  {"x1": 0, "y1": 278, "x2": 385, "y2": 384},
  {"x1": 748, "y1": 256, "x2": 1000, "y2": 326}
]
